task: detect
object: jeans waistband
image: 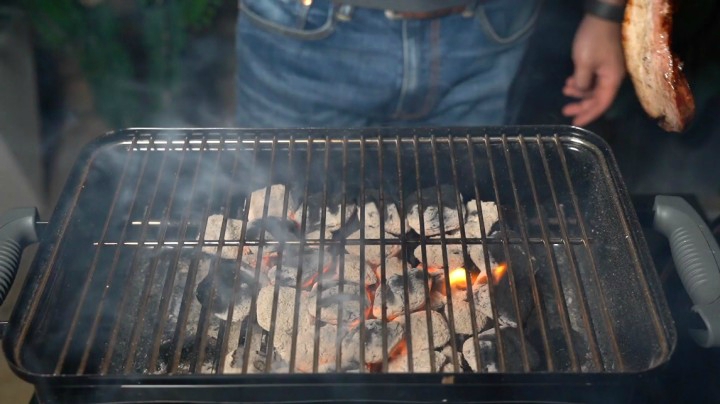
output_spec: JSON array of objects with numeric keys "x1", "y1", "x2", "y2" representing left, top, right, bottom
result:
[{"x1": 332, "y1": 0, "x2": 478, "y2": 13}]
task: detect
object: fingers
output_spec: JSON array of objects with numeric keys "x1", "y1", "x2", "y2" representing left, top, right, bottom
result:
[
  {"x1": 562, "y1": 73, "x2": 623, "y2": 126},
  {"x1": 570, "y1": 64, "x2": 595, "y2": 92}
]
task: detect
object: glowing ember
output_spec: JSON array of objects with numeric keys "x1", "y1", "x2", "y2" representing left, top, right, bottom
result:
[
  {"x1": 389, "y1": 338, "x2": 408, "y2": 359},
  {"x1": 477, "y1": 263, "x2": 508, "y2": 286},
  {"x1": 449, "y1": 268, "x2": 469, "y2": 289}
]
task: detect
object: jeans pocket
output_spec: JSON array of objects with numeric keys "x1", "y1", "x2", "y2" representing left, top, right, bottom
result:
[
  {"x1": 239, "y1": 0, "x2": 336, "y2": 41},
  {"x1": 475, "y1": 0, "x2": 542, "y2": 45}
]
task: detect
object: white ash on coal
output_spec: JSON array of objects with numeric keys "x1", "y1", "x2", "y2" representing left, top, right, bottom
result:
[
  {"x1": 342, "y1": 319, "x2": 404, "y2": 365},
  {"x1": 307, "y1": 281, "x2": 370, "y2": 326},
  {"x1": 388, "y1": 348, "x2": 448, "y2": 373},
  {"x1": 256, "y1": 286, "x2": 310, "y2": 334},
  {"x1": 445, "y1": 289, "x2": 491, "y2": 336},
  {"x1": 381, "y1": 256, "x2": 415, "y2": 278},
  {"x1": 414, "y1": 242, "x2": 468, "y2": 273},
  {"x1": 462, "y1": 327, "x2": 540, "y2": 373},
  {"x1": 465, "y1": 199, "x2": 499, "y2": 235},
  {"x1": 304, "y1": 227, "x2": 334, "y2": 246},
  {"x1": 395, "y1": 310, "x2": 451, "y2": 352},
  {"x1": 266, "y1": 246, "x2": 334, "y2": 288},
  {"x1": 412, "y1": 200, "x2": 498, "y2": 273},
  {"x1": 201, "y1": 214, "x2": 302, "y2": 269},
  {"x1": 273, "y1": 309, "x2": 359, "y2": 373},
  {"x1": 223, "y1": 321, "x2": 289, "y2": 374},
  {"x1": 295, "y1": 192, "x2": 357, "y2": 233},
  {"x1": 373, "y1": 268, "x2": 427, "y2": 320},
  {"x1": 333, "y1": 254, "x2": 378, "y2": 286},
  {"x1": 429, "y1": 291, "x2": 446, "y2": 311},
  {"x1": 345, "y1": 229, "x2": 401, "y2": 266},
  {"x1": 201, "y1": 214, "x2": 246, "y2": 260},
  {"x1": 440, "y1": 344, "x2": 466, "y2": 373},
  {"x1": 255, "y1": 286, "x2": 358, "y2": 371},
  {"x1": 247, "y1": 184, "x2": 298, "y2": 222},
  {"x1": 360, "y1": 191, "x2": 407, "y2": 237},
  {"x1": 267, "y1": 262, "x2": 320, "y2": 289},
  {"x1": 406, "y1": 185, "x2": 465, "y2": 237}
]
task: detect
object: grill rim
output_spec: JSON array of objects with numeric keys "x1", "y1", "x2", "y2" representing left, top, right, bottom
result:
[{"x1": 2, "y1": 126, "x2": 677, "y2": 384}]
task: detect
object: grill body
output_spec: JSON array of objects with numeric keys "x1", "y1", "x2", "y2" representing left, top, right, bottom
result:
[{"x1": 3, "y1": 127, "x2": 675, "y2": 403}]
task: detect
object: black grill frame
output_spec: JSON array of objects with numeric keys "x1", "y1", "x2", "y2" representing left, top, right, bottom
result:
[{"x1": 2, "y1": 126, "x2": 675, "y2": 403}]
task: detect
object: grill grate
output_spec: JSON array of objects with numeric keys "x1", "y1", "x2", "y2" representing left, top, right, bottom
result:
[{"x1": 12, "y1": 129, "x2": 670, "y2": 378}]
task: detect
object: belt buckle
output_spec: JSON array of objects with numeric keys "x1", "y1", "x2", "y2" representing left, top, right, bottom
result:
[{"x1": 384, "y1": 10, "x2": 404, "y2": 20}]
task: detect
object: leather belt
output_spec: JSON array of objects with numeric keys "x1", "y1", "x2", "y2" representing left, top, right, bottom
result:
[{"x1": 384, "y1": 5, "x2": 468, "y2": 20}]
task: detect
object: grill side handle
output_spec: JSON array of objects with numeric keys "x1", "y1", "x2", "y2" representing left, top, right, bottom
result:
[
  {"x1": 654, "y1": 195, "x2": 720, "y2": 348},
  {"x1": 0, "y1": 208, "x2": 38, "y2": 309}
]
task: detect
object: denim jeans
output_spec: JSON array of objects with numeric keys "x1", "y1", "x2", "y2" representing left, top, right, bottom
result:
[{"x1": 235, "y1": 0, "x2": 540, "y2": 127}]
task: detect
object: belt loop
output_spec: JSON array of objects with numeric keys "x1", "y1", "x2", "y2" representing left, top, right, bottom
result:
[
  {"x1": 336, "y1": 4, "x2": 354, "y2": 21},
  {"x1": 463, "y1": 0, "x2": 480, "y2": 17}
]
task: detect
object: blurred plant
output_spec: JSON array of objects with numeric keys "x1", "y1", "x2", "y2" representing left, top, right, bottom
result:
[{"x1": 15, "y1": 0, "x2": 224, "y2": 127}]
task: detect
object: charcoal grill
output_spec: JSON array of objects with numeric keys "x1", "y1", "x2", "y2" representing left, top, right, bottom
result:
[{"x1": 2, "y1": 126, "x2": 714, "y2": 403}]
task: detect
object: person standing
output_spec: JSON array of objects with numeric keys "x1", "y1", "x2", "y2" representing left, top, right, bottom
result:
[{"x1": 234, "y1": 0, "x2": 626, "y2": 128}]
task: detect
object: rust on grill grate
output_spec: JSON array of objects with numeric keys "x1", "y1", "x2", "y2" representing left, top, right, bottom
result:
[{"x1": 11, "y1": 129, "x2": 671, "y2": 378}]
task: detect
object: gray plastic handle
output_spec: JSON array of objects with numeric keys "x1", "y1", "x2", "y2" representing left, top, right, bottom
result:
[
  {"x1": 0, "y1": 208, "x2": 38, "y2": 307},
  {"x1": 654, "y1": 195, "x2": 720, "y2": 347}
]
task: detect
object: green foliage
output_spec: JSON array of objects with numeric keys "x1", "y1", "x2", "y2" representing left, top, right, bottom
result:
[{"x1": 18, "y1": 0, "x2": 224, "y2": 127}]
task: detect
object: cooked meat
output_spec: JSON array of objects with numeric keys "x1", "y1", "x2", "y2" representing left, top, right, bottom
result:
[{"x1": 623, "y1": 0, "x2": 695, "y2": 132}]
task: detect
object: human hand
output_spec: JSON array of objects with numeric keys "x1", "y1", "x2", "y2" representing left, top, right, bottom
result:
[{"x1": 562, "y1": 14, "x2": 626, "y2": 126}]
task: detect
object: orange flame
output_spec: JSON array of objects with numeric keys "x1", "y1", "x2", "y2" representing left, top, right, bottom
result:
[
  {"x1": 477, "y1": 263, "x2": 508, "y2": 286},
  {"x1": 262, "y1": 252, "x2": 278, "y2": 268},
  {"x1": 449, "y1": 267, "x2": 470, "y2": 290},
  {"x1": 389, "y1": 338, "x2": 408, "y2": 359},
  {"x1": 301, "y1": 263, "x2": 335, "y2": 289}
]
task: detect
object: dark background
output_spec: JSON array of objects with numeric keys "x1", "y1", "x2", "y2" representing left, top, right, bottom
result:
[{"x1": 1, "y1": 0, "x2": 720, "y2": 402}]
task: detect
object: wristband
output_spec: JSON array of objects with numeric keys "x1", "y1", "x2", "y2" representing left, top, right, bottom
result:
[{"x1": 584, "y1": 0, "x2": 625, "y2": 23}]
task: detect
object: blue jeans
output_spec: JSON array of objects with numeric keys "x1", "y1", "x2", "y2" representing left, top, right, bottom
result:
[{"x1": 236, "y1": 0, "x2": 540, "y2": 127}]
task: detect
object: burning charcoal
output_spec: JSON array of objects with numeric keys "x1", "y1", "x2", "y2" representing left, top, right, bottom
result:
[
  {"x1": 373, "y1": 268, "x2": 427, "y2": 320},
  {"x1": 406, "y1": 185, "x2": 465, "y2": 237},
  {"x1": 396, "y1": 310, "x2": 451, "y2": 352},
  {"x1": 380, "y1": 256, "x2": 414, "y2": 278},
  {"x1": 414, "y1": 242, "x2": 464, "y2": 272},
  {"x1": 196, "y1": 260, "x2": 256, "y2": 323},
  {"x1": 270, "y1": 246, "x2": 334, "y2": 288},
  {"x1": 305, "y1": 228, "x2": 334, "y2": 245},
  {"x1": 335, "y1": 254, "x2": 377, "y2": 286},
  {"x1": 256, "y1": 286, "x2": 310, "y2": 334},
  {"x1": 342, "y1": 319, "x2": 405, "y2": 365},
  {"x1": 224, "y1": 322, "x2": 289, "y2": 374},
  {"x1": 440, "y1": 345, "x2": 465, "y2": 373},
  {"x1": 429, "y1": 292, "x2": 446, "y2": 311},
  {"x1": 462, "y1": 327, "x2": 540, "y2": 373},
  {"x1": 388, "y1": 348, "x2": 447, "y2": 373},
  {"x1": 345, "y1": 229, "x2": 401, "y2": 266},
  {"x1": 465, "y1": 199, "x2": 499, "y2": 235},
  {"x1": 415, "y1": 235, "x2": 494, "y2": 275},
  {"x1": 248, "y1": 184, "x2": 298, "y2": 222},
  {"x1": 360, "y1": 194, "x2": 407, "y2": 237},
  {"x1": 445, "y1": 291, "x2": 491, "y2": 336},
  {"x1": 274, "y1": 310, "x2": 358, "y2": 373},
  {"x1": 471, "y1": 262, "x2": 533, "y2": 328},
  {"x1": 307, "y1": 281, "x2": 370, "y2": 326},
  {"x1": 295, "y1": 192, "x2": 357, "y2": 232},
  {"x1": 201, "y1": 215, "x2": 246, "y2": 259},
  {"x1": 267, "y1": 263, "x2": 317, "y2": 289}
]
